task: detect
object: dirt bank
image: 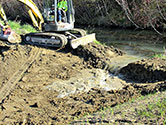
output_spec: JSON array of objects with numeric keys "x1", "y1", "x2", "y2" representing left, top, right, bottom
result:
[
  {"x1": 120, "y1": 58, "x2": 166, "y2": 83},
  {"x1": 0, "y1": 41, "x2": 124, "y2": 124},
  {"x1": 0, "y1": 40, "x2": 166, "y2": 124}
]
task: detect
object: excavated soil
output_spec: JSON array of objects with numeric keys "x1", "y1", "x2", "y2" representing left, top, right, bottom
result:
[
  {"x1": 0, "y1": 41, "x2": 166, "y2": 124},
  {"x1": 120, "y1": 58, "x2": 166, "y2": 83},
  {"x1": 0, "y1": 41, "x2": 125, "y2": 124}
]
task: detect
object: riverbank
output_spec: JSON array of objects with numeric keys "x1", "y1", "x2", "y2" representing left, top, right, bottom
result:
[{"x1": 0, "y1": 38, "x2": 166, "y2": 124}]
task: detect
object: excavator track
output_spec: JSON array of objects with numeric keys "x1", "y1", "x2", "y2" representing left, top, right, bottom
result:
[
  {"x1": 0, "y1": 47, "x2": 42, "y2": 104},
  {"x1": 24, "y1": 32, "x2": 68, "y2": 48},
  {"x1": 24, "y1": 29, "x2": 95, "y2": 49}
]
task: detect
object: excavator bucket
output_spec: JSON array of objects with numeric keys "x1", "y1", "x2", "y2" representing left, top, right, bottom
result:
[
  {"x1": 0, "y1": 30, "x2": 21, "y2": 44},
  {"x1": 7, "y1": 31, "x2": 21, "y2": 44},
  {"x1": 70, "y1": 33, "x2": 96, "y2": 49}
]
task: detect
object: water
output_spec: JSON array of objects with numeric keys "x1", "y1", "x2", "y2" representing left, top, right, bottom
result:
[{"x1": 95, "y1": 28, "x2": 166, "y2": 70}]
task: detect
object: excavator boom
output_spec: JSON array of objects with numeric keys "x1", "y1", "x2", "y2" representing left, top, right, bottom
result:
[
  {"x1": 0, "y1": 5, "x2": 7, "y2": 23},
  {"x1": 17, "y1": 0, "x2": 44, "y2": 31}
]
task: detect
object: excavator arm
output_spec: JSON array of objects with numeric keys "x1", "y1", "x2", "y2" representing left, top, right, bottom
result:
[
  {"x1": 0, "y1": 5, "x2": 9, "y2": 26},
  {"x1": 17, "y1": 0, "x2": 44, "y2": 31},
  {"x1": 0, "y1": 0, "x2": 44, "y2": 31}
]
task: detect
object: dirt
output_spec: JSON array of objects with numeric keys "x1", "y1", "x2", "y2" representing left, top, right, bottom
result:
[
  {"x1": 120, "y1": 58, "x2": 166, "y2": 83},
  {"x1": 0, "y1": 40, "x2": 166, "y2": 124},
  {"x1": 0, "y1": 41, "x2": 125, "y2": 124},
  {"x1": 0, "y1": 42, "x2": 32, "y2": 89},
  {"x1": 72, "y1": 82, "x2": 166, "y2": 124}
]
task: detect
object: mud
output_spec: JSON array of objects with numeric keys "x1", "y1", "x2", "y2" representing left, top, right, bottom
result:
[
  {"x1": 120, "y1": 58, "x2": 166, "y2": 82},
  {"x1": 0, "y1": 40, "x2": 166, "y2": 124}
]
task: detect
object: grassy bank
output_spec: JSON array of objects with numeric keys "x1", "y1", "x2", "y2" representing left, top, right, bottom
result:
[{"x1": 73, "y1": 91, "x2": 166, "y2": 124}]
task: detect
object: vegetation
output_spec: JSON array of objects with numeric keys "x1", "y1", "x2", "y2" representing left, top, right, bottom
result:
[
  {"x1": 152, "y1": 47, "x2": 166, "y2": 59},
  {"x1": 94, "y1": 40, "x2": 102, "y2": 45},
  {"x1": 1, "y1": 0, "x2": 166, "y2": 33},
  {"x1": 73, "y1": 0, "x2": 166, "y2": 32},
  {"x1": 152, "y1": 53, "x2": 166, "y2": 59},
  {"x1": 136, "y1": 98, "x2": 166, "y2": 123},
  {"x1": 8, "y1": 20, "x2": 36, "y2": 34}
]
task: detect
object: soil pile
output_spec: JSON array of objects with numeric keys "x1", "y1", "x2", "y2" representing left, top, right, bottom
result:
[
  {"x1": 0, "y1": 40, "x2": 166, "y2": 124},
  {"x1": 120, "y1": 58, "x2": 166, "y2": 82},
  {"x1": 0, "y1": 41, "x2": 125, "y2": 124}
]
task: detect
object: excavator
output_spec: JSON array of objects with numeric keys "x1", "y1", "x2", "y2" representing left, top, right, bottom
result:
[{"x1": 0, "y1": 0, "x2": 96, "y2": 49}]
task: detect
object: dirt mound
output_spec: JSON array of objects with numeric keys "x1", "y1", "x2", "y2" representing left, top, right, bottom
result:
[
  {"x1": 0, "y1": 41, "x2": 165, "y2": 124},
  {"x1": 120, "y1": 58, "x2": 166, "y2": 82},
  {"x1": 0, "y1": 42, "x2": 125, "y2": 124},
  {"x1": 73, "y1": 43, "x2": 124, "y2": 70}
]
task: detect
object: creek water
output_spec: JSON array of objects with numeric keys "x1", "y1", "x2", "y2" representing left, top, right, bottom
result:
[{"x1": 95, "y1": 28, "x2": 166, "y2": 71}]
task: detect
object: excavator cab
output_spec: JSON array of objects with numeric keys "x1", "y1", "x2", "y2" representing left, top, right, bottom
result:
[{"x1": 42, "y1": 0, "x2": 75, "y2": 31}]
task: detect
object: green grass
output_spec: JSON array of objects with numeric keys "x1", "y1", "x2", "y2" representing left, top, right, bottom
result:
[
  {"x1": 136, "y1": 98, "x2": 166, "y2": 121},
  {"x1": 8, "y1": 20, "x2": 36, "y2": 34},
  {"x1": 151, "y1": 47, "x2": 166, "y2": 59},
  {"x1": 94, "y1": 40, "x2": 102, "y2": 45},
  {"x1": 8, "y1": 21, "x2": 36, "y2": 34},
  {"x1": 152, "y1": 53, "x2": 166, "y2": 59}
]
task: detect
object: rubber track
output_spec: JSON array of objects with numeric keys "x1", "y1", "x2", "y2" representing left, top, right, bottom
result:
[{"x1": 0, "y1": 47, "x2": 42, "y2": 104}]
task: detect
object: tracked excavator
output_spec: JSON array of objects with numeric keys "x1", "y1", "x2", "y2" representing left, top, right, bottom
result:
[{"x1": 0, "y1": 0, "x2": 96, "y2": 49}]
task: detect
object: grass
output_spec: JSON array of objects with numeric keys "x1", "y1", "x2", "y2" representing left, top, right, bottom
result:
[
  {"x1": 0, "y1": 19, "x2": 36, "y2": 34},
  {"x1": 151, "y1": 47, "x2": 166, "y2": 59},
  {"x1": 152, "y1": 53, "x2": 166, "y2": 59},
  {"x1": 136, "y1": 98, "x2": 166, "y2": 121},
  {"x1": 94, "y1": 40, "x2": 102, "y2": 45},
  {"x1": 8, "y1": 20, "x2": 36, "y2": 34}
]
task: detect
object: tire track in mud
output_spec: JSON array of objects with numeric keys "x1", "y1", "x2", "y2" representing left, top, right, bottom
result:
[{"x1": 0, "y1": 47, "x2": 42, "y2": 104}]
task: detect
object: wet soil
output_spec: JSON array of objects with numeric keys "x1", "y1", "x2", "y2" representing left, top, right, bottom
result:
[
  {"x1": 0, "y1": 40, "x2": 166, "y2": 124},
  {"x1": 120, "y1": 58, "x2": 166, "y2": 83}
]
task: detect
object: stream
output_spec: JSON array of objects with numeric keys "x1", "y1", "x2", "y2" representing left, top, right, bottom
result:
[{"x1": 95, "y1": 28, "x2": 166, "y2": 71}]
